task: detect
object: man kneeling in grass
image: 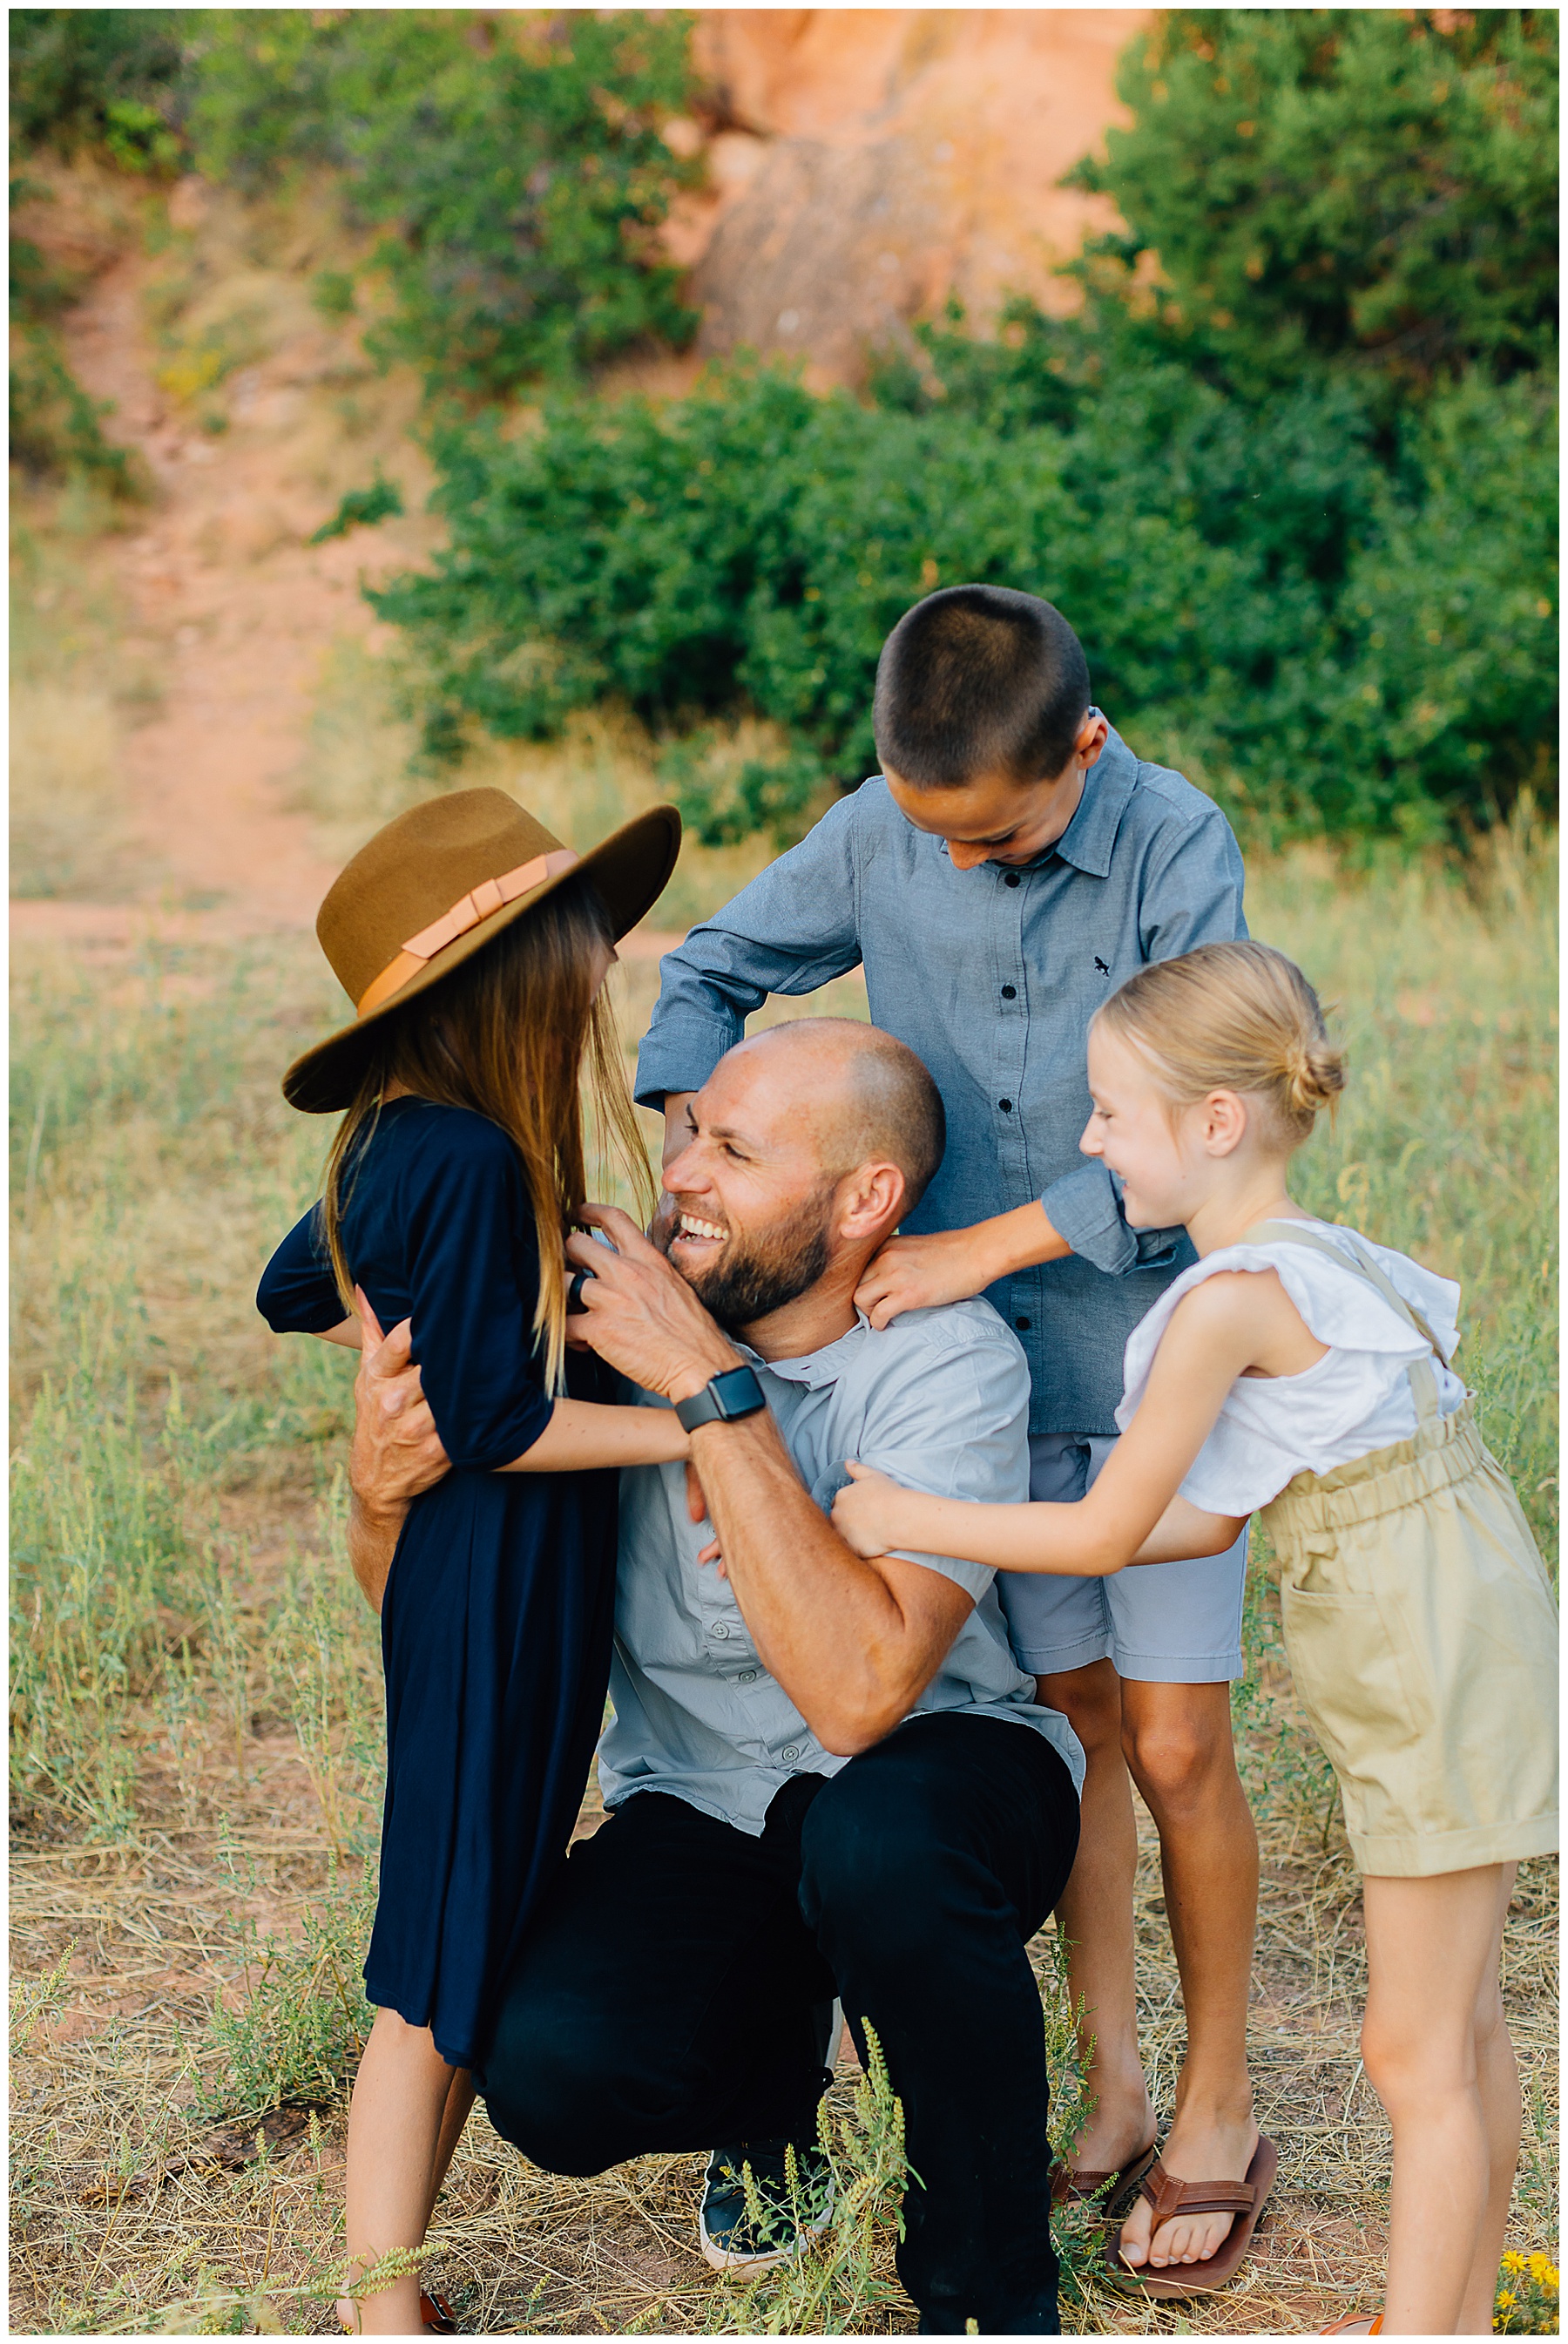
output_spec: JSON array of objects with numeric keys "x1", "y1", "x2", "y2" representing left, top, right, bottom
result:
[{"x1": 348, "y1": 1018, "x2": 1085, "y2": 2336}]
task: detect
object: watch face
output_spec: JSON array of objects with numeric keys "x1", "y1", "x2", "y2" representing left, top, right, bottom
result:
[{"x1": 713, "y1": 1366, "x2": 763, "y2": 1418}]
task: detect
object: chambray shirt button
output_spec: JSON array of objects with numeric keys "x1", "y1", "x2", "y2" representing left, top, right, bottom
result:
[
  {"x1": 1001, "y1": 985, "x2": 1017, "y2": 1000},
  {"x1": 781, "y1": 1745, "x2": 801, "y2": 1763},
  {"x1": 1016, "y1": 1315, "x2": 1031, "y2": 1331},
  {"x1": 999, "y1": 1098, "x2": 1013, "y2": 1113},
  {"x1": 711, "y1": 1621, "x2": 730, "y2": 1639},
  {"x1": 738, "y1": 1669, "x2": 757, "y2": 1683},
  {"x1": 1004, "y1": 871, "x2": 1022, "y2": 887}
]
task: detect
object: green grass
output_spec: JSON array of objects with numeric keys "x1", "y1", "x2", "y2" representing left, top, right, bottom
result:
[{"x1": 10, "y1": 817, "x2": 1558, "y2": 2332}]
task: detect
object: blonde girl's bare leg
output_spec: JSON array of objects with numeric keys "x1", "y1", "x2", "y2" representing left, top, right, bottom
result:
[
  {"x1": 1360, "y1": 1864, "x2": 1516, "y2": 2335},
  {"x1": 1456, "y1": 1864, "x2": 1520, "y2": 2335},
  {"x1": 338, "y1": 2007, "x2": 459, "y2": 2334}
]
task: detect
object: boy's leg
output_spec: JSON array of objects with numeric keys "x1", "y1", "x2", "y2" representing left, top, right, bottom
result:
[
  {"x1": 1033, "y1": 1658, "x2": 1154, "y2": 2174},
  {"x1": 1003, "y1": 1436, "x2": 1153, "y2": 2181},
  {"x1": 1360, "y1": 1864, "x2": 1517, "y2": 2335},
  {"x1": 1085, "y1": 1456, "x2": 1259, "y2": 2273},
  {"x1": 1114, "y1": 1678, "x2": 1260, "y2": 2271}
]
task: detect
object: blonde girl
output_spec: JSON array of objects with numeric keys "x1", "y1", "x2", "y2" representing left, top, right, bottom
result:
[
  {"x1": 259, "y1": 791, "x2": 689, "y2": 2334},
  {"x1": 832, "y1": 939, "x2": 1558, "y2": 2336}
]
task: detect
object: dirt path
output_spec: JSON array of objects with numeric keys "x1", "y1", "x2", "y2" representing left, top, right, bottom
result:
[{"x1": 19, "y1": 221, "x2": 406, "y2": 940}]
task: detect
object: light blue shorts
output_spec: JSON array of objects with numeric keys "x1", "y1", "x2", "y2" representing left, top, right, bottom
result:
[{"x1": 997, "y1": 1433, "x2": 1248, "y2": 1686}]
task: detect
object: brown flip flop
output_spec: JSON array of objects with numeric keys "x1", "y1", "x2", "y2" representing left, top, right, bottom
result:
[
  {"x1": 1321, "y1": 2317, "x2": 1382, "y2": 2335},
  {"x1": 420, "y1": 2289, "x2": 459, "y2": 2334},
  {"x1": 1051, "y1": 2135, "x2": 1159, "y2": 2212},
  {"x1": 1105, "y1": 2133, "x2": 1279, "y2": 2299}
]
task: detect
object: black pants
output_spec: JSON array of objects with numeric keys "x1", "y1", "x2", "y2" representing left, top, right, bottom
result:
[{"x1": 477, "y1": 1712, "x2": 1080, "y2": 2334}]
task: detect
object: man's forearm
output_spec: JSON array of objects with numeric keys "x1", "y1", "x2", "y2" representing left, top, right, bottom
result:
[
  {"x1": 347, "y1": 1494, "x2": 404, "y2": 1615},
  {"x1": 691, "y1": 1412, "x2": 956, "y2": 1754}
]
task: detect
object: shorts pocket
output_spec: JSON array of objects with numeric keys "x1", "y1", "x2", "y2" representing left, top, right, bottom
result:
[{"x1": 1280, "y1": 1582, "x2": 1429, "y2": 1793}]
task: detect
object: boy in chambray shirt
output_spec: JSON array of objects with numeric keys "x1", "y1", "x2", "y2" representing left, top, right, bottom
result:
[{"x1": 635, "y1": 585, "x2": 1261, "y2": 2290}]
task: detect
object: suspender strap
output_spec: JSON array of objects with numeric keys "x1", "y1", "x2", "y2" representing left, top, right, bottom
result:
[{"x1": 1240, "y1": 1219, "x2": 1448, "y2": 1426}]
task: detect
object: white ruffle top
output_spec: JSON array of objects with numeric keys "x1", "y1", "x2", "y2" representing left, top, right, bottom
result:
[{"x1": 1114, "y1": 1218, "x2": 1467, "y2": 1514}]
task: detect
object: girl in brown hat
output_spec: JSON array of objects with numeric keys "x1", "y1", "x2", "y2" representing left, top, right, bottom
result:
[{"x1": 258, "y1": 789, "x2": 686, "y2": 2333}]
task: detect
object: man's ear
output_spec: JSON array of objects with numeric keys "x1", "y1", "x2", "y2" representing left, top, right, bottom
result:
[{"x1": 836, "y1": 1161, "x2": 909, "y2": 1247}]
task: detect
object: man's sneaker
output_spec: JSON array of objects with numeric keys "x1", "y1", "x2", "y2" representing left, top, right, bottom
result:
[{"x1": 698, "y1": 2137, "x2": 835, "y2": 2275}]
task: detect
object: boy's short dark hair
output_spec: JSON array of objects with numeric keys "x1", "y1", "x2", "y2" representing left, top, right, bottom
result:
[{"x1": 873, "y1": 584, "x2": 1092, "y2": 790}]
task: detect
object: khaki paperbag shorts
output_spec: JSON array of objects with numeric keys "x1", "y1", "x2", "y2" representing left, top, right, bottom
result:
[{"x1": 1262, "y1": 1397, "x2": 1558, "y2": 1878}]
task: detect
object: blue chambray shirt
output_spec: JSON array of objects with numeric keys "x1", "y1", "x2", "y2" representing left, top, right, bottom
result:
[
  {"x1": 598, "y1": 1297, "x2": 1085, "y2": 1835},
  {"x1": 636, "y1": 722, "x2": 1247, "y2": 1436}
]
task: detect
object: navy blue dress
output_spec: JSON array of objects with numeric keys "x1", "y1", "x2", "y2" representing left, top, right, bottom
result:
[{"x1": 257, "y1": 1096, "x2": 618, "y2": 2070}]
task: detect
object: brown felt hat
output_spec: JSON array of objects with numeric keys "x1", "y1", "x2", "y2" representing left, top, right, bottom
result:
[{"x1": 282, "y1": 788, "x2": 680, "y2": 1113}]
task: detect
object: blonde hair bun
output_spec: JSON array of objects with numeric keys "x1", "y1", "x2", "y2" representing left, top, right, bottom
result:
[{"x1": 1096, "y1": 940, "x2": 1345, "y2": 1148}]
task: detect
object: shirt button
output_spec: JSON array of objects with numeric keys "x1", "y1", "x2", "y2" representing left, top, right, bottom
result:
[
  {"x1": 1004, "y1": 871, "x2": 1021, "y2": 887},
  {"x1": 998, "y1": 1098, "x2": 1013, "y2": 1113},
  {"x1": 781, "y1": 1745, "x2": 801, "y2": 1763},
  {"x1": 738, "y1": 1669, "x2": 757, "y2": 1683},
  {"x1": 1016, "y1": 1315, "x2": 1031, "y2": 1331},
  {"x1": 711, "y1": 1621, "x2": 730, "y2": 1639},
  {"x1": 1001, "y1": 985, "x2": 1017, "y2": 1000}
]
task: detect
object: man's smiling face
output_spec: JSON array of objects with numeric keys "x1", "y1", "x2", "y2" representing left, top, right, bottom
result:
[{"x1": 654, "y1": 1040, "x2": 844, "y2": 1329}]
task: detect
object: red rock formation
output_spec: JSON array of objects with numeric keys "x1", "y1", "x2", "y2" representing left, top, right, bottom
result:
[{"x1": 663, "y1": 10, "x2": 1148, "y2": 384}]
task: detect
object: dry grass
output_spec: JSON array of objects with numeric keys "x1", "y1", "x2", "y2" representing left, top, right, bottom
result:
[{"x1": 11, "y1": 814, "x2": 1558, "y2": 2334}]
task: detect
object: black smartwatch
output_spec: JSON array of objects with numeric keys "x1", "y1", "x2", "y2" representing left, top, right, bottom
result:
[{"x1": 674, "y1": 1364, "x2": 766, "y2": 1433}]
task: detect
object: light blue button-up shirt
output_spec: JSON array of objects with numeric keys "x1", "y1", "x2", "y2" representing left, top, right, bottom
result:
[
  {"x1": 598, "y1": 1297, "x2": 1085, "y2": 1836},
  {"x1": 635, "y1": 724, "x2": 1247, "y2": 1436}
]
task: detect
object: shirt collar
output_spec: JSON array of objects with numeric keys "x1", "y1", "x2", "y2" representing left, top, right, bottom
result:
[
  {"x1": 733, "y1": 1311, "x2": 872, "y2": 1392},
  {"x1": 1050, "y1": 721, "x2": 1138, "y2": 879}
]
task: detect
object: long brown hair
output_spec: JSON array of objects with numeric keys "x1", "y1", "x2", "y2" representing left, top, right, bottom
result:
[{"x1": 320, "y1": 872, "x2": 652, "y2": 1390}]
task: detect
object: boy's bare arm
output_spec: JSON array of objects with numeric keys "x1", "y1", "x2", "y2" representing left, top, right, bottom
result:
[{"x1": 855, "y1": 1200, "x2": 1071, "y2": 1327}]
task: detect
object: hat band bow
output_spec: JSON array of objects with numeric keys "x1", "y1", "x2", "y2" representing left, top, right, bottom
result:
[{"x1": 356, "y1": 847, "x2": 581, "y2": 1017}]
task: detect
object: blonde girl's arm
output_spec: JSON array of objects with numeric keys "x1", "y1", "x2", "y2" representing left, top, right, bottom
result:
[
  {"x1": 832, "y1": 1273, "x2": 1280, "y2": 1575},
  {"x1": 497, "y1": 1399, "x2": 690, "y2": 1473}
]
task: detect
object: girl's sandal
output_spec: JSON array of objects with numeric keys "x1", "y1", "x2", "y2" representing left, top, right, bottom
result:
[
  {"x1": 1321, "y1": 2317, "x2": 1382, "y2": 2335},
  {"x1": 1104, "y1": 2134, "x2": 1279, "y2": 2300}
]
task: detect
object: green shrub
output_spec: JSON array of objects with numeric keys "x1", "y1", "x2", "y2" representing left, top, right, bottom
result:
[
  {"x1": 187, "y1": 9, "x2": 700, "y2": 396},
  {"x1": 10, "y1": 320, "x2": 144, "y2": 494},
  {"x1": 370, "y1": 353, "x2": 1555, "y2": 843},
  {"x1": 1068, "y1": 9, "x2": 1558, "y2": 403},
  {"x1": 308, "y1": 471, "x2": 404, "y2": 547},
  {"x1": 9, "y1": 7, "x2": 187, "y2": 165}
]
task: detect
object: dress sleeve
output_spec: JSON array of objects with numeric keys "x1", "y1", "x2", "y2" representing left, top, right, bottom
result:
[
  {"x1": 257, "y1": 1205, "x2": 348, "y2": 1335},
  {"x1": 402, "y1": 1121, "x2": 556, "y2": 1473}
]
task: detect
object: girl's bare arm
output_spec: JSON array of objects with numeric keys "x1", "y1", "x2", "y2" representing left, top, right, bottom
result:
[
  {"x1": 498, "y1": 1399, "x2": 690, "y2": 1472},
  {"x1": 833, "y1": 1272, "x2": 1300, "y2": 1575}
]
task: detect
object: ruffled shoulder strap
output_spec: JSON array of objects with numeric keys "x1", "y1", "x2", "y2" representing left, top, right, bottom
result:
[{"x1": 1241, "y1": 1219, "x2": 1444, "y2": 1424}]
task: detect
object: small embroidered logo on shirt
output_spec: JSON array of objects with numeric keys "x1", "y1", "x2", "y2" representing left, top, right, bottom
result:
[{"x1": 1094, "y1": 955, "x2": 1111, "y2": 977}]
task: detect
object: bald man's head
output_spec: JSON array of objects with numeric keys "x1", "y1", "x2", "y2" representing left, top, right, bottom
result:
[{"x1": 742, "y1": 1018, "x2": 946, "y2": 1212}]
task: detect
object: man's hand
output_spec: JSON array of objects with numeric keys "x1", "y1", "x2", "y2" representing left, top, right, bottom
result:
[
  {"x1": 854, "y1": 1202, "x2": 1070, "y2": 1329},
  {"x1": 567, "y1": 1207, "x2": 741, "y2": 1405},
  {"x1": 347, "y1": 1292, "x2": 450, "y2": 1612}
]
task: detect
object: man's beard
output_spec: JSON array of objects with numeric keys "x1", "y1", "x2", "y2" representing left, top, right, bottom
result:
[{"x1": 656, "y1": 1184, "x2": 836, "y2": 1331}]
